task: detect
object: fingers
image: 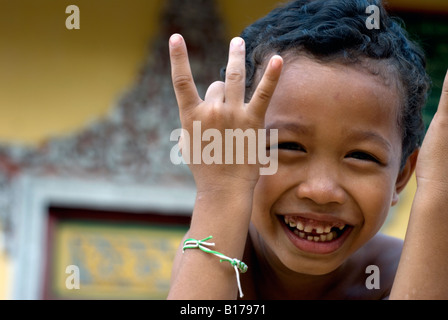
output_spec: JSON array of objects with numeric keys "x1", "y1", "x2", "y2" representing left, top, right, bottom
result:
[
  {"x1": 437, "y1": 69, "x2": 448, "y2": 116},
  {"x1": 169, "y1": 34, "x2": 201, "y2": 111},
  {"x1": 249, "y1": 55, "x2": 283, "y2": 118},
  {"x1": 224, "y1": 37, "x2": 246, "y2": 106},
  {"x1": 169, "y1": 34, "x2": 283, "y2": 123}
]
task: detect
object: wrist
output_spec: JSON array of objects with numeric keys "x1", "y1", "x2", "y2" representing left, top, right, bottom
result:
[
  {"x1": 415, "y1": 179, "x2": 448, "y2": 202},
  {"x1": 195, "y1": 177, "x2": 258, "y2": 195},
  {"x1": 188, "y1": 185, "x2": 254, "y2": 258}
]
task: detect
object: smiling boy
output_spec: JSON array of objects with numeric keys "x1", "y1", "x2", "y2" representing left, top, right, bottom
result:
[
  {"x1": 167, "y1": 0, "x2": 448, "y2": 299},
  {"x1": 242, "y1": 55, "x2": 409, "y2": 299}
]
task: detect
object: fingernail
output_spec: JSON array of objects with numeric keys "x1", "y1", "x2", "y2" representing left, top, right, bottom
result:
[
  {"x1": 170, "y1": 34, "x2": 183, "y2": 46},
  {"x1": 231, "y1": 37, "x2": 244, "y2": 48},
  {"x1": 271, "y1": 55, "x2": 282, "y2": 68}
]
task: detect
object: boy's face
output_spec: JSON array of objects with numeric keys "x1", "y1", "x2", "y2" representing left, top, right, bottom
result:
[{"x1": 251, "y1": 56, "x2": 407, "y2": 275}]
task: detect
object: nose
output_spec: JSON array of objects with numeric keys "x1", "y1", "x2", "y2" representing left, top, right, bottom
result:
[{"x1": 296, "y1": 161, "x2": 347, "y2": 205}]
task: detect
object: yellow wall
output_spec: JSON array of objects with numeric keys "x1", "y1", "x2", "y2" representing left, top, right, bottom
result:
[{"x1": 0, "y1": 0, "x2": 164, "y2": 145}]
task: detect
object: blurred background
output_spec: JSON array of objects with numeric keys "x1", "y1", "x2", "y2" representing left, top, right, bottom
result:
[{"x1": 0, "y1": 0, "x2": 447, "y2": 299}]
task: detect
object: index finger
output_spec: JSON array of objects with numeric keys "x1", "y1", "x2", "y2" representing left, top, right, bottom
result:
[{"x1": 169, "y1": 34, "x2": 201, "y2": 110}]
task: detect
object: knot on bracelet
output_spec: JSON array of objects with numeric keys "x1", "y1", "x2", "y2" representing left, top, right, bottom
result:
[
  {"x1": 221, "y1": 258, "x2": 248, "y2": 274},
  {"x1": 182, "y1": 235, "x2": 248, "y2": 298},
  {"x1": 182, "y1": 236, "x2": 215, "y2": 252}
]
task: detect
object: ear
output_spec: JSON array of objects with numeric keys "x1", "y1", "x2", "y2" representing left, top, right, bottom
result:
[{"x1": 391, "y1": 149, "x2": 419, "y2": 206}]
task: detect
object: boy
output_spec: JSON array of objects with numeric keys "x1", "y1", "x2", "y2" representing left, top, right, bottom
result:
[{"x1": 167, "y1": 0, "x2": 448, "y2": 299}]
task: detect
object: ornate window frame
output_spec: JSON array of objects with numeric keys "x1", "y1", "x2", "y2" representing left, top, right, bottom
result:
[{"x1": 10, "y1": 174, "x2": 195, "y2": 299}]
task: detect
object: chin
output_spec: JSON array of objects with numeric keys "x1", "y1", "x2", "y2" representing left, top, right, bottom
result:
[{"x1": 277, "y1": 247, "x2": 349, "y2": 276}]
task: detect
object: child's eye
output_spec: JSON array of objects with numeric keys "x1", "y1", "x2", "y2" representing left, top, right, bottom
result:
[
  {"x1": 346, "y1": 151, "x2": 380, "y2": 163},
  {"x1": 269, "y1": 142, "x2": 306, "y2": 152}
]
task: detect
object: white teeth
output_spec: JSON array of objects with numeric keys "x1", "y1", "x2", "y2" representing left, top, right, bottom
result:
[
  {"x1": 302, "y1": 230, "x2": 338, "y2": 242},
  {"x1": 303, "y1": 231, "x2": 337, "y2": 242},
  {"x1": 294, "y1": 229, "x2": 336, "y2": 242},
  {"x1": 304, "y1": 225, "x2": 313, "y2": 233},
  {"x1": 294, "y1": 229, "x2": 306, "y2": 239},
  {"x1": 283, "y1": 216, "x2": 346, "y2": 242}
]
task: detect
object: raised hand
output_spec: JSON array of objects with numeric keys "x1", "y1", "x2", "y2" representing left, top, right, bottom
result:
[
  {"x1": 167, "y1": 34, "x2": 283, "y2": 299},
  {"x1": 391, "y1": 70, "x2": 448, "y2": 299},
  {"x1": 415, "y1": 70, "x2": 448, "y2": 190},
  {"x1": 168, "y1": 33, "x2": 283, "y2": 192}
]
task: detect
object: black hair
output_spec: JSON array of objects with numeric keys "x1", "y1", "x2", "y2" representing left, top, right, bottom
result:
[{"x1": 222, "y1": 0, "x2": 431, "y2": 170}]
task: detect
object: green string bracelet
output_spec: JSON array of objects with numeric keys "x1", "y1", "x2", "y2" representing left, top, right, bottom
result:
[{"x1": 182, "y1": 235, "x2": 248, "y2": 298}]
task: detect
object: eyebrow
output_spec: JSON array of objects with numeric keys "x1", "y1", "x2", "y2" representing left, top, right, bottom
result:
[
  {"x1": 266, "y1": 120, "x2": 392, "y2": 151},
  {"x1": 265, "y1": 121, "x2": 311, "y2": 136},
  {"x1": 346, "y1": 129, "x2": 393, "y2": 152}
]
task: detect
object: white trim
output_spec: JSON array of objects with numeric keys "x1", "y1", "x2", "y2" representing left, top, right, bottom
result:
[{"x1": 10, "y1": 174, "x2": 195, "y2": 300}]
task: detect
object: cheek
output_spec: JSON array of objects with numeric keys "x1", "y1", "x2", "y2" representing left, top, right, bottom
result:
[
  {"x1": 251, "y1": 176, "x2": 282, "y2": 227},
  {"x1": 354, "y1": 176, "x2": 396, "y2": 235}
]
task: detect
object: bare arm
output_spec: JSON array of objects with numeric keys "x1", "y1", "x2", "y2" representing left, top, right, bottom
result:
[
  {"x1": 390, "y1": 70, "x2": 448, "y2": 299},
  {"x1": 166, "y1": 34, "x2": 283, "y2": 300}
]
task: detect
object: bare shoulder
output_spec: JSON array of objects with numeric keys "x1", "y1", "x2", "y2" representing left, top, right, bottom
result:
[
  {"x1": 354, "y1": 233, "x2": 403, "y2": 297},
  {"x1": 365, "y1": 232, "x2": 404, "y2": 263},
  {"x1": 355, "y1": 233, "x2": 403, "y2": 272},
  {"x1": 343, "y1": 233, "x2": 403, "y2": 299}
]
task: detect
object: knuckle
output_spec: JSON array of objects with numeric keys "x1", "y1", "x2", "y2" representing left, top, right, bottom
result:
[
  {"x1": 255, "y1": 86, "x2": 272, "y2": 103},
  {"x1": 172, "y1": 74, "x2": 193, "y2": 90},
  {"x1": 226, "y1": 68, "x2": 244, "y2": 83}
]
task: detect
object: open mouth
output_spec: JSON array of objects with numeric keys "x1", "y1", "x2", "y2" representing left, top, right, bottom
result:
[
  {"x1": 283, "y1": 216, "x2": 348, "y2": 242},
  {"x1": 279, "y1": 215, "x2": 352, "y2": 254}
]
